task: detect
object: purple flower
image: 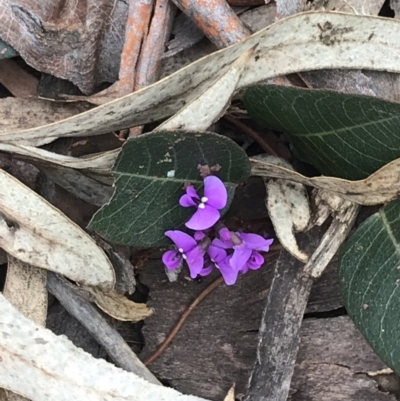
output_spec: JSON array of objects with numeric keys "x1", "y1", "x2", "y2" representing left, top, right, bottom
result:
[
  {"x1": 179, "y1": 176, "x2": 227, "y2": 231},
  {"x1": 212, "y1": 232, "x2": 274, "y2": 272},
  {"x1": 207, "y1": 245, "x2": 239, "y2": 285},
  {"x1": 162, "y1": 230, "x2": 204, "y2": 278}
]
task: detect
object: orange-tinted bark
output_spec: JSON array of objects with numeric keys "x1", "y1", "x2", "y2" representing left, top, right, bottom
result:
[
  {"x1": 135, "y1": 0, "x2": 176, "y2": 90},
  {"x1": 118, "y1": 0, "x2": 154, "y2": 96},
  {"x1": 171, "y1": 0, "x2": 251, "y2": 48}
]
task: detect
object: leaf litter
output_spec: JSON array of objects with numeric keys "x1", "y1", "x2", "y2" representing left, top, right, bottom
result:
[{"x1": 2, "y1": 3, "x2": 400, "y2": 401}]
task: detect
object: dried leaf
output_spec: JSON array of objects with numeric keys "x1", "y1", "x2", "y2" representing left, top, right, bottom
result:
[
  {"x1": 0, "y1": 98, "x2": 91, "y2": 134},
  {"x1": 259, "y1": 156, "x2": 310, "y2": 262},
  {"x1": 250, "y1": 156, "x2": 400, "y2": 206},
  {"x1": 3, "y1": 256, "x2": 47, "y2": 327},
  {"x1": 38, "y1": 165, "x2": 113, "y2": 206},
  {"x1": 157, "y1": 47, "x2": 254, "y2": 131},
  {"x1": 0, "y1": 169, "x2": 114, "y2": 290},
  {"x1": 86, "y1": 287, "x2": 154, "y2": 322},
  {"x1": 0, "y1": 293, "x2": 208, "y2": 401},
  {"x1": 0, "y1": 143, "x2": 118, "y2": 175},
  {"x1": 223, "y1": 384, "x2": 235, "y2": 401},
  {"x1": 2, "y1": 13, "x2": 400, "y2": 146}
]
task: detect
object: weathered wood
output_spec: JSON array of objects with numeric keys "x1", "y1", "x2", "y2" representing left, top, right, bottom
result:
[
  {"x1": 140, "y1": 260, "x2": 390, "y2": 401},
  {"x1": 244, "y1": 230, "x2": 318, "y2": 401}
]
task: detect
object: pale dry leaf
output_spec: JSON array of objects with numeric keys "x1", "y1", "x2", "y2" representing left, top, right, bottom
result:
[
  {"x1": 308, "y1": 0, "x2": 383, "y2": 15},
  {"x1": 38, "y1": 165, "x2": 113, "y2": 206},
  {"x1": 0, "y1": 143, "x2": 119, "y2": 173},
  {"x1": 304, "y1": 203, "x2": 360, "y2": 278},
  {"x1": 2, "y1": 256, "x2": 47, "y2": 401},
  {"x1": 157, "y1": 48, "x2": 254, "y2": 131},
  {"x1": 1, "y1": 13, "x2": 400, "y2": 146},
  {"x1": 0, "y1": 98, "x2": 91, "y2": 134},
  {"x1": 223, "y1": 384, "x2": 235, "y2": 401},
  {"x1": 250, "y1": 156, "x2": 400, "y2": 205},
  {"x1": 258, "y1": 155, "x2": 310, "y2": 262},
  {"x1": 0, "y1": 293, "x2": 208, "y2": 401},
  {"x1": 85, "y1": 287, "x2": 154, "y2": 322},
  {"x1": 3, "y1": 256, "x2": 47, "y2": 327},
  {"x1": 0, "y1": 169, "x2": 114, "y2": 290}
]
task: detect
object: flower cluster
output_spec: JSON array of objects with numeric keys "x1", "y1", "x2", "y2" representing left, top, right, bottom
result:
[{"x1": 162, "y1": 176, "x2": 274, "y2": 285}]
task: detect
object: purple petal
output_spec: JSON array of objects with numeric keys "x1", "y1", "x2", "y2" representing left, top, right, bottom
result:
[
  {"x1": 194, "y1": 231, "x2": 206, "y2": 241},
  {"x1": 219, "y1": 227, "x2": 231, "y2": 241},
  {"x1": 247, "y1": 251, "x2": 264, "y2": 270},
  {"x1": 185, "y1": 205, "x2": 220, "y2": 230},
  {"x1": 207, "y1": 245, "x2": 227, "y2": 264},
  {"x1": 218, "y1": 258, "x2": 239, "y2": 285},
  {"x1": 211, "y1": 237, "x2": 232, "y2": 249},
  {"x1": 186, "y1": 246, "x2": 205, "y2": 278},
  {"x1": 165, "y1": 230, "x2": 197, "y2": 252},
  {"x1": 199, "y1": 264, "x2": 213, "y2": 276},
  {"x1": 237, "y1": 233, "x2": 274, "y2": 252},
  {"x1": 230, "y1": 246, "x2": 252, "y2": 271},
  {"x1": 204, "y1": 176, "x2": 227, "y2": 209},
  {"x1": 179, "y1": 186, "x2": 199, "y2": 207},
  {"x1": 162, "y1": 250, "x2": 182, "y2": 270}
]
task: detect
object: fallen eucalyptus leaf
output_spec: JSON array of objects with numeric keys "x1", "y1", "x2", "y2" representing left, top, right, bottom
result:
[
  {"x1": 305, "y1": 202, "x2": 359, "y2": 278},
  {"x1": 259, "y1": 155, "x2": 310, "y2": 262},
  {"x1": 90, "y1": 130, "x2": 250, "y2": 247},
  {"x1": 250, "y1": 156, "x2": 400, "y2": 206},
  {"x1": 2, "y1": 13, "x2": 400, "y2": 146},
  {"x1": 0, "y1": 98, "x2": 91, "y2": 133},
  {"x1": 339, "y1": 199, "x2": 400, "y2": 375},
  {"x1": 85, "y1": 287, "x2": 153, "y2": 322},
  {"x1": 223, "y1": 385, "x2": 235, "y2": 401},
  {"x1": 0, "y1": 169, "x2": 114, "y2": 290},
  {"x1": 0, "y1": 143, "x2": 119, "y2": 173},
  {"x1": 39, "y1": 165, "x2": 113, "y2": 206},
  {"x1": 0, "y1": 293, "x2": 208, "y2": 401},
  {"x1": 157, "y1": 47, "x2": 254, "y2": 132},
  {"x1": 3, "y1": 256, "x2": 47, "y2": 326}
]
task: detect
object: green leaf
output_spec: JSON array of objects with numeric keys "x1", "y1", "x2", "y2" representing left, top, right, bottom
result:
[
  {"x1": 89, "y1": 130, "x2": 251, "y2": 247},
  {"x1": 339, "y1": 199, "x2": 400, "y2": 373},
  {"x1": 243, "y1": 85, "x2": 400, "y2": 180}
]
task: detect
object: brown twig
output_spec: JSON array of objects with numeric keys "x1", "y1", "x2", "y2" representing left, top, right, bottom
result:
[
  {"x1": 224, "y1": 114, "x2": 278, "y2": 156},
  {"x1": 129, "y1": 0, "x2": 177, "y2": 137},
  {"x1": 119, "y1": 0, "x2": 155, "y2": 96},
  {"x1": 144, "y1": 276, "x2": 223, "y2": 365},
  {"x1": 170, "y1": 0, "x2": 251, "y2": 49}
]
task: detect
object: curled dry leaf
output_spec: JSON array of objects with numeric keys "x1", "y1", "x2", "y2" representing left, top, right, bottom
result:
[
  {"x1": 3, "y1": 256, "x2": 47, "y2": 326},
  {"x1": 85, "y1": 287, "x2": 154, "y2": 323},
  {"x1": 0, "y1": 169, "x2": 114, "y2": 291},
  {"x1": 2, "y1": 13, "x2": 400, "y2": 146},
  {"x1": 257, "y1": 155, "x2": 310, "y2": 262},
  {"x1": 223, "y1": 384, "x2": 235, "y2": 401},
  {"x1": 0, "y1": 293, "x2": 208, "y2": 401},
  {"x1": 157, "y1": 47, "x2": 254, "y2": 132},
  {"x1": 250, "y1": 156, "x2": 400, "y2": 206},
  {"x1": 38, "y1": 165, "x2": 113, "y2": 206}
]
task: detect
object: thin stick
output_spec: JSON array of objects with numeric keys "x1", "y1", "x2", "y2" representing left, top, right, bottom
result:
[
  {"x1": 144, "y1": 276, "x2": 223, "y2": 365},
  {"x1": 170, "y1": 0, "x2": 251, "y2": 48},
  {"x1": 224, "y1": 114, "x2": 278, "y2": 156}
]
